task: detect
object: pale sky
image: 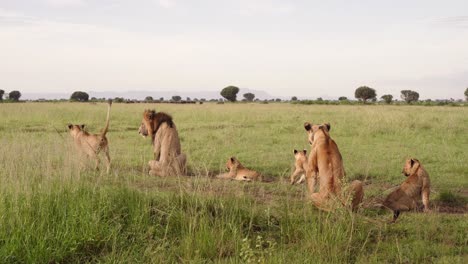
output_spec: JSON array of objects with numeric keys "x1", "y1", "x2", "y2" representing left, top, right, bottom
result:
[{"x1": 1, "y1": 0, "x2": 467, "y2": 99}]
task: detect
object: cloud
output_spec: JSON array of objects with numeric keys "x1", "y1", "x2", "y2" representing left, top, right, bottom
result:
[
  {"x1": 431, "y1": 16, "x2": 468, "y2": 28},
  {"x1": 157, "y1": 0, "x2": 176, "y2": 9},
  {"x1": 44, "y1": 0, "x2": 86, "y2": 8},
  {"x1": 236, "y1": 0, "x2": 295, "y2": 16}
]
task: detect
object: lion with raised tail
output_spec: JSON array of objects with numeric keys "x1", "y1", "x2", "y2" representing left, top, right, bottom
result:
[
  {"x1": 383, "y1": 158, "x2": 431, "y2": 222},
  {"x1": 68, "y1": 99, "x2": 112, "y2": 173},
  {"x1": 139, "y1": 110, "x2": 186, "y2": 176},
  {"x1": 304, "y1": 122, "x2": 363, "y2": 211}
]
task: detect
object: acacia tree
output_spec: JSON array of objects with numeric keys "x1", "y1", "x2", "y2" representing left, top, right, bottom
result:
[
  {"x1": 70, "y1": 91, "x2": 89, "y2": 102},
  {"x1": 381, "y1": 94, "x2": 393, "y2": 104},
  {"x1": 354, "y1": 86, "x2": 376, "y2": 103},
  {"x1": 291, "y1": 96, "x2": 298, "y2": 101},
  {"x1": 172, "y1": 95, "x2": 181, "y2": 102},
  {"x1": 243, "y1": 93, "x2": 255, "y2": 102},
  {"x1": 338, "y1": 96, "x2": 347, "y2": 101},
  {"x1": 220, "y1": 86, "x2": 240, "y2": 102},
  {"x1": 0, "y1": 89, "x2": 4, "y2": 101},
  {"x1": 401, "y1": 90, "x2": 419, "y2": 103},
  {"x1": 145, "y1": 96, "x2": 154, "y2": 102},
  {"x1": 465, "y1": 87, "x2": 468, "y2": 101},
  {"x1": 9, "y1": 90, "x2": 21, "y2": 102}
]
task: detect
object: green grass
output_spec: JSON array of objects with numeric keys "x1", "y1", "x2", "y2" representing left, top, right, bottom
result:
[{"x1": 0, "y1": 102, "x2": 467, "y2": 263}]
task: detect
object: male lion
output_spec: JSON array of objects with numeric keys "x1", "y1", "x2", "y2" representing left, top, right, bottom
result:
[
  {"x1": 139, "y1": 109, "x2": 186, "y2": 176},
  {"x1": 304, "y1": 122, "x2": 363, "y2": 211},
  {"x1": 290, "y1": 149, "x2": 308, "y2": 185},
  {"x1": 68, "y1": 99, "x2": 112, "y2": 173},
  {"x1": 383, "y1": 158, "x2": 431, "y2": 222},
  {"x1": 216, "y1": 157, "x2": 262, "y2": 181}
]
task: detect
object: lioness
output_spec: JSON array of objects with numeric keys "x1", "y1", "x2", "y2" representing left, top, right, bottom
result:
[
  {"x1": 139, "y1": 109, "x2": 186, "y2": 176},
  {"x1": 304, "y1": 122, "x2": 363, "y2": 211},
  {"x1": 216, "y1": 157, "x2": 262, "y2": 181},
  {"x1": 290, "y1": 149, "x2": 308, "y2": 185},
  {"x1": 68, "y1": 99, "x2": 112, "y2": 173},
  {"x1": 383, "y1": 158, "x2": 431, "y2": 222}
]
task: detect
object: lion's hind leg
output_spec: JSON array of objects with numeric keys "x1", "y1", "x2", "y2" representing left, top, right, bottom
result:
[{"x1": 350, "y1": 180, "x2": 364, "y2": 212}]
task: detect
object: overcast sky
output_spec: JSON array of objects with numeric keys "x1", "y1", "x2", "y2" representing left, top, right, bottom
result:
[{"x1": 1, "y1": 0, "x2": 467, "y2": 99}]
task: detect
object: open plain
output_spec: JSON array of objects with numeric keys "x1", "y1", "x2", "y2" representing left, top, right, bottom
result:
[{"x1": 0, "y1": 102, "x2": 467, "y2": 263}]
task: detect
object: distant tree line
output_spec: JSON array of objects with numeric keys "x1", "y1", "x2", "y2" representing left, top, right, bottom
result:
[{"x1": 3, "y1": 86, "x2": 467, "y2": 105}]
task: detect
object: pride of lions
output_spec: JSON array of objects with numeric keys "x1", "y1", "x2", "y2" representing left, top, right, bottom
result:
[{"x1": 68, "y1": 102, "x2": 431, "y2": 223}]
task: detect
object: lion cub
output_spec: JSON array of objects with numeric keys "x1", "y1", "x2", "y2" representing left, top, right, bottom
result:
[
  {"x1": 290, "y1": 149, "x2": 308, "y2": 184},
  {"x1": 383, "y1": 158, "x2": 431, "y2": 222},
  {"x1": 68, "y1": 100, "x2": 112, "y2": 173},
  {"x1": 216, "y1": 157, "x2": 262, "y2": 182}
]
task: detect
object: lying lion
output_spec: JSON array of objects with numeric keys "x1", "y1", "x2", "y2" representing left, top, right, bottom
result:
[
  {"x1": 68, "y1": 99, "x2": 112, "y2": 173},
  {"x1": 290, "y1": 149, "x2": 308, "y2": 185},
  {"x1": 216, "y1": 157, "x2": 262, "y2": 182},
  {"x1": 304, "y1": 122, "x2": 363, "y2": 211},
  {"x1": 383, "y1": 158, "x2": 431, "y2": 222}
]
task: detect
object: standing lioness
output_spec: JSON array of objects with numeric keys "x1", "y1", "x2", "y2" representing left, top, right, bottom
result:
[
  {"x1": 68, "y1": 99, "x2": 112, "y2": 173},
  {"x1": 304, "y1": 122, "x2": 363, "y2": 211}
]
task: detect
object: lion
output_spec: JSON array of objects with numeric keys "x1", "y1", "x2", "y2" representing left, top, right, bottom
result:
[
  {"x1": 139, "y1": 109, "x2": 186, "y2": 176},
  {"x1": 290, "y1": 149, "x2": 308, "y2": 185},
  {"x1": 68, "y1": 99, "x2": 112, "y2": 173},
  {"x1": 216, "y1": 157, "x2": 262, "y2": 181},
  {"x1": 304, "y1": 122, "x2": 363, "y2": 211},
  {"x1": 383, "y1": 158, "x2": 431, "y2": 222}
]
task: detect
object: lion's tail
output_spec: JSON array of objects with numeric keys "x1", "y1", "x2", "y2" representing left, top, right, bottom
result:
[{"x1": 101, "y1": 99, "x2": 112, "y2": 136}]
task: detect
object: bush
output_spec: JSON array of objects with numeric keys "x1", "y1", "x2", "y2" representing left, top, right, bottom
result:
[
  {"x1": 401, "y1": 90, "x2": 419, "y2": 103},
  {"x1": 220, "y1": 86, "x2": 240, "y2": 102},
  {"x1": 9, "y1": 90, "x2": 22, "y2": 102},
  {"x1": 70, "y1": 91, "x2": 89, "y2": 102},
  {"x1": 381, "y1": 94, "x2": 393, "y2": 104}
]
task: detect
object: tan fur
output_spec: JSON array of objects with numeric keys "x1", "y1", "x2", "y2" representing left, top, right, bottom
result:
[
  {"x1": 383, "y1": 158, "x2": 431, "y2": 222},
  {"x1": 304, "y1": 122, "x2": 363, "y2": 211},
  {"x1": 216, "y1": 157, "x2": 262, "y2": 182},
  {"x1": 139, "y1": 110, "x2": 186, "y2": 176},
  {"x1": 68, "y1": 100, "x2": 112, "y2": 173},
  {"x1": 290, "y1": 149, "x2": 308, "y2": 184}
]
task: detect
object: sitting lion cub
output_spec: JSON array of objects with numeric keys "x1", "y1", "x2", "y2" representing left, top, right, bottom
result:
[
  {"x1": 290, "y1": 149, "x2": 308, "y2": 184},
  {"x1": 216, "y1": 157, "x2": 262, "y2": 182},
  {"x1": 383, "y1": 158, "x2": 431, "y2": 222}
]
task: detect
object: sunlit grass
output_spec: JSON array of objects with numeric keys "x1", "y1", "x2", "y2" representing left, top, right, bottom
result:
[{"x1": 0, "y1": 102, "x2": 466, "y2": 262}]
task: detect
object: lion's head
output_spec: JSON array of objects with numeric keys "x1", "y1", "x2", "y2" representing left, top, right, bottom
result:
[
  {"x1": 304, "y1": 122, "x2": 331, "y2": 144},
  {"x1": 226, "y1": 156, "x2": 243, "y2": 171},
  {"x1": 293, "y1": 149, "x2": 307, "y2": 163},
  {"x1": 138, "y1": 109, "x2": 155, "y2": 138},
  {"x1": 402, "y1": 158, "x2": 420, "y2": 177},
  {"x1": 68, "y1": 124, "x2": 85, "y2": 136}
]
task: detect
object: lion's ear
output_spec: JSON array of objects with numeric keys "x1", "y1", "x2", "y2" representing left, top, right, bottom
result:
[
  {"x1": 67, "y1": 124, "x2": 73, "y2": 129},
  {"x1": 294, "y1": 149, "x2": 298, "y2": 154},
  {"x1": 230, "y1": 157, "x2": 236, "y2": 162},
  {"x1": 410, "y1": 158, "x2": 420, "y2": 174},
  {"x1": 80, "y1": 124, "x2": 85, "y2": 129},
  {"x1": 303, "y1": 149, "x2": 307, "y2": 155},
  {"x1": 325, "y1": 123, "x2": 331, "y2": 131},
  {"x1": 304, "y1": 122, "x2": 312, "y2": 131}
]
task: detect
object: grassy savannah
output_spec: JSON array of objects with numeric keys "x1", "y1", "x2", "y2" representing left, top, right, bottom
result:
[{"x1": 0, "y1": 102, "x2": 467, "y2": 263}]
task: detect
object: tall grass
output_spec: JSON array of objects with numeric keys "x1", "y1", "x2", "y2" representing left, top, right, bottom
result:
[{"x1": 0, "y1": 102, "x2": 466, "y2": 262}]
